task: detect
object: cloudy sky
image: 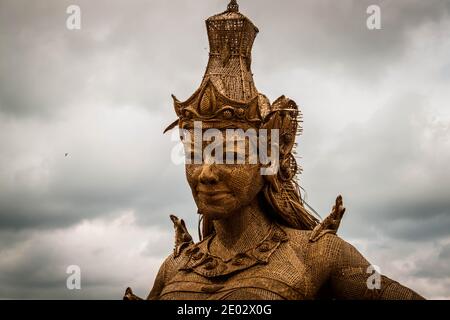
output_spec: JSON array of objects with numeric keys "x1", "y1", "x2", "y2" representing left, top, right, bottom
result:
[{"x1": 0, "y1": 0, "x2": 449, "y2": 299}]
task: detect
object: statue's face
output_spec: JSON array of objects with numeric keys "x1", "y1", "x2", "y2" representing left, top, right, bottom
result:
[{"x1": 184, "y1": 128, "x2": 265, "y2": 220}]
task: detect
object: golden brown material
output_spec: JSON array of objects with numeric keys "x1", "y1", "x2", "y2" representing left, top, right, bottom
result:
[
  {"x1": 309, "y1": 195, "x2": 346, "y2": 242},
  {"x1": 170, "y1": 214, "x2": 194, "y2": 258},
  {"x1": 123, "y1": 287, "x2": 143, "y2": 300},
  {"x1": 124, "y1": 1, "x2": 424, "y2": 300}
]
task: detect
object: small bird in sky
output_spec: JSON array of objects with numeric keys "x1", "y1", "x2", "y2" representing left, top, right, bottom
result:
[{"x1": 65, "y1": 153, "x2": 69, "y2": 157}]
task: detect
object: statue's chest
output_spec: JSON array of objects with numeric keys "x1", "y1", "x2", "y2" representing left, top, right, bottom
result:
[
  {"x1": 159, "y1": 226, "x2": 321, "y2": 300},
  {"x1": 159, "y1": 261, "x2": 317, "y2": 300}
]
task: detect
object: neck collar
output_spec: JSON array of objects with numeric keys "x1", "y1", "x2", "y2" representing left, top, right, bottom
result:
[{"x1": 180, "y1": 223, "x2": 288, "y2": 278}]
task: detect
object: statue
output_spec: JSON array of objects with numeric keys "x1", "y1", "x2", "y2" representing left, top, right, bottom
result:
[{"x1": 124, "y1": 1, "x2": 424, "y2": 300}]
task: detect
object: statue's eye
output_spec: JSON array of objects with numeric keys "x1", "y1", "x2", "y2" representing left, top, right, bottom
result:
[{"x1": 182, "y1": 139, "x2": 207, "y2": 162}]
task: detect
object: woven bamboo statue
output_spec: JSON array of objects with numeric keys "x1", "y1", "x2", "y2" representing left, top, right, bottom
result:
[{"x1": 124, "y1": 1, "x2": 424, "y2": 300}]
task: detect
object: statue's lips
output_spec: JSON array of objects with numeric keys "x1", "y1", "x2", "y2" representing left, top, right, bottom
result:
[{"x1": 197, "y1": 188, "x2": 231, "y2": 202}]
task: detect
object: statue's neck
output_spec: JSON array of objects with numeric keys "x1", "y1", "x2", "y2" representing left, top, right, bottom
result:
[{"x1": 211, "y1": 197, "x2": 272, "y2": 258}]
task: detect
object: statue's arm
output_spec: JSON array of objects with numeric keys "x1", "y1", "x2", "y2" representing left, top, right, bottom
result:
[{"x1": 328, "y1": 237, "x2": 424, "y2": 300}]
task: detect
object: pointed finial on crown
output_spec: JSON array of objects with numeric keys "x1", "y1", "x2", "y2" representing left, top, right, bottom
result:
[{"x1": 227, "y1": 0, "x2": 239, "y2": 12}]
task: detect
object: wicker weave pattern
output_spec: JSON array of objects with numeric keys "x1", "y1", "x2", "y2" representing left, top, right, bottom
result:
[
  {"x1": 147, "y1": 226, "x2": 423, "y2": 300},
  {"x1": 204, "y1": 7, "x2": 259, "y2": 102},
  {"x1": 123, "y1": 1, "x2": 426, "y2": 301}
]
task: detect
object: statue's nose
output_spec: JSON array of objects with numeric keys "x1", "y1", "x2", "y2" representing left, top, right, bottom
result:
[{"x1": 198, "y1": 164, "x2": 219, "y2": 185}]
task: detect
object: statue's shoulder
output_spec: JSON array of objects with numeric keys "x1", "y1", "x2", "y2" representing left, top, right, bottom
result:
[
  {"x1": 159, "y1": 251, "x2": 183, "y2": 277},
  {"x1": 280, "y1": 225, "x2": 348, "y2": 266},
  {"x1": 282, "y1": 226, "x2": 343, "y2": 247},
  {"x1": 280, "y1": 225, "x2": 366, "y2": 274}
]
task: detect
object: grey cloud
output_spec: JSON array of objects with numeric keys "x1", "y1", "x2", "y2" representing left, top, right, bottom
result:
[
  {"x1": 410, "y1": 242, "x2": 450, "y2": 281},
  {"x1": 301, "y1": 92, "x2": 450, "y2": 241},
  {"x1": 0, "y1": 215, "x2": 172, "y2": 299},
  {"x1": 0, "y1": 0, "x2": 449, "y2": 299},
  {"x1": 0, "y1": 159, "x2": 194, "y2": 230},
  {"x1": 352, "y1": 204, "x2": 450, "y2": 242},
  {"x1": 0, "y1": 0, "x2": 210, "y2": 118},
  {"x1": 248, "y1": 0, "x2": 450, "y2": 81},
  {"x1": 2, "y1": 0, "x2": 449, "y2": 118},
  {"x1": 439, "y1": 243, "x2": 450, "y2": 260}
]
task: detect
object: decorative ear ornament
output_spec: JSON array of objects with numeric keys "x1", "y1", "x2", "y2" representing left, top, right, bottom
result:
[{"x1": 258, "y1": 97, "x2": 319, "y2": 230}]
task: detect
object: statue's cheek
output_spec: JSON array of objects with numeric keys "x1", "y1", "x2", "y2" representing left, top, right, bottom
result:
[
  {"x1": 223, "y1": 165, "x2": 263, "y2": 196},
  {"x1": 185, "y1": 164, "x2": 201, "y2": 188}
]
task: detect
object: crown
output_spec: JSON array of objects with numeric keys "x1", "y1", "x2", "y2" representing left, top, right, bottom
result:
[
  {"x1": 204, "y1": 0, "x2": 259, "y2": 103},
  {"x1": 171, "y1": 80, "x2": 266, "y2": 129},
  {"x1": 165, "y1": 1, "x2": 299, "y2": 132},
  {"x1": 164, "y1": 1, "x2": 264, "y2": 132}
]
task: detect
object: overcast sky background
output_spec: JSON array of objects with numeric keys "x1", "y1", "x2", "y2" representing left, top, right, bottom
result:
[{"x1": 0, "y1": 0, "x2": 449, "y2": 299}]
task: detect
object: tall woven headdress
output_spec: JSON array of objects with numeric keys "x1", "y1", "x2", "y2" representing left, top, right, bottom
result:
[{"x1": 165, "y1": 1, "x2": 319, "y2": 233}]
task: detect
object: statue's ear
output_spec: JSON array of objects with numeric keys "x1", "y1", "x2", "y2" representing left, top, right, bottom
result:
[
  {"x1": 262, "y1": 97, "x2": 299, "y2": 150},
  {"x1": 261, "y1": 96, "x2": 300, "y2": 182}
]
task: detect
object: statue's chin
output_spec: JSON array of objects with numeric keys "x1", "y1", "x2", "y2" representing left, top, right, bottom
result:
[
  {"x1": 199, "y1": 209, "x2": 232, "y2": 221},
  {"x1": 195, "y1": 195, "x2": 239, "y2": 219},
  {"x1": 197, "y1": 203, "x2": 239, "y2": 221}
]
